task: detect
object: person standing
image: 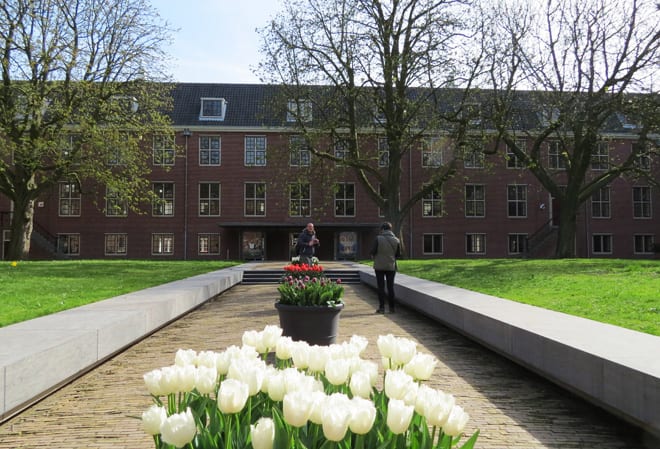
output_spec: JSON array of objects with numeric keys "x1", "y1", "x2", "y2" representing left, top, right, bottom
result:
[
  {"x1": 370, "y1": 222, "x2": 401, "y2": 314},
  {"x1": 295, "y1": 222, "x2": 320, "y2": 266}
]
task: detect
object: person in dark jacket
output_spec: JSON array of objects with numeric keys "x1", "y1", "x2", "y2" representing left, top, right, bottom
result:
[
  {"x1": 295, "y1": 222, "x2": 320, "y2": 265},
  {"x1": 370, "y1": 222, "x2": 401, "y2": 314}
]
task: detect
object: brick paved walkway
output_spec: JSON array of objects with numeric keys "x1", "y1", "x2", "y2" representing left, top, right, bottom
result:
[{"x1": 0, "y1": 282, "x2": 650, "y2": 449}]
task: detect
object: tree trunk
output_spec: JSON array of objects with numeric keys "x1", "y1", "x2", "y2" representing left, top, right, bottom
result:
[
  {"x1": 555, "y1": 201, "x2": 578, "y2": 258},
  {"x1": 7, "y1": 199, "x2": 35, "y2": 260}
]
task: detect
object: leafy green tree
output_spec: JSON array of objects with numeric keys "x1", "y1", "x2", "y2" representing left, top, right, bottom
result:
[
  {"x1": 478, "y1": 0, "x2": 660, "y2": 257},
  {"x1": 0, "y1": 0, "x2": 174, "y2": 259},
  {"x1": 259, "y1": 0, "x2": 480, "y2": 251}
]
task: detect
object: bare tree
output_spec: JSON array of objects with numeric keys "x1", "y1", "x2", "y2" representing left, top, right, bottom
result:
[
  {"x1": 258, "y1": 0, "x2": 480, "y2": 251},
  {"x1": 479, "y1": 0, "x2": 660, "y2": 257},
  {"x1": 0, "y1": 0, "x2": 175, "y2": 259}
]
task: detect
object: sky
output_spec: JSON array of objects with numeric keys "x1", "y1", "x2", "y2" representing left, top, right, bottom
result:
[{"x1": 156, "y1": 0, "x2": 282, "y2": 84}]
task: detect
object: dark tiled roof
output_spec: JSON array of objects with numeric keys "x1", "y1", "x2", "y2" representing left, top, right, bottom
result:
[{"x1": 169, "y1": 83, "x2": 642, "y2": 134}]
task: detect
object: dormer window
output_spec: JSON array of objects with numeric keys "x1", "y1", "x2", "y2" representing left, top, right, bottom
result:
[
  {"x1": 200, "y1": 98, "x2": 227, "y2": 121},
  {"x1": 537, "y1": 108, "x2": 560, "y2": 127},
  {"x1": 286, "y1": 99, "x2": 312, "y2": 122},
  {"x1": 462, "y1": 103, "x2": 481, "y2": 125},
  {"x1": 616, "y1": 112, "x2": 638, "y2": 130}
]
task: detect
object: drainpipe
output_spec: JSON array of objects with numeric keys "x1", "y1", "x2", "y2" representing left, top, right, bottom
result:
[{"x1": 182, "y1": 128, "x2": 192, "y2": 260}]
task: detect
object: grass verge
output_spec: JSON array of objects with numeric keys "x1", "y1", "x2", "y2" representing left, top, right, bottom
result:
[
  {"x1": 0, "y1": 260, "x2": 239, "y2": 327},
  {"x1": 396, "y1": 259, "x2": 660, "y2": 336}
]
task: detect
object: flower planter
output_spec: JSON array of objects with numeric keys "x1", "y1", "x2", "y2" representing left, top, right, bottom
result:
[{"x1": 275, "y1": 302, "x2": 344, "y2": 346}]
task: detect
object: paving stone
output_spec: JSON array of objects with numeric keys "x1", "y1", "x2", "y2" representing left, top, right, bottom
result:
[{"x1": 0, "y1": 282, "x2": 651, "y2": 449}]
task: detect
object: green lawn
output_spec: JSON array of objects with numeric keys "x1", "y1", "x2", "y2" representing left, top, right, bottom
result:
[
  {"x1": 395, "y1": 259, "x2": 660, "y2": 336},
  {"x1": 0, "y1": 260, "x2": 239, "y2": 327},
  {"x1": 1, "y1": 259, "x2": 658, "y2": 336}
]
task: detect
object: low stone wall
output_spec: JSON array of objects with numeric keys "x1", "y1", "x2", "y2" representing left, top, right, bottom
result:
[
  {"x1": 0, "y1": 266, "x2": 244, "y2": 421},
  {"x1": 358, "y1": 266, "x2": 660, "y2": 442}
]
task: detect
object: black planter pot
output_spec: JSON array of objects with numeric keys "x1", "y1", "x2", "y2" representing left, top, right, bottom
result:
[{"x1": 275, "y1": 302, "x2": 344, "y2": 346}]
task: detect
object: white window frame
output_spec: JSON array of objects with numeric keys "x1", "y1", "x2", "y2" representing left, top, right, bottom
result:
[
  {"x1": 465, "y1": 184, "x2": 485, "y2": 217},
  {"x1": 289, "y1": 136, "x2": 311, "y2": 167},
  {"x1": 422, "y1": 185, "x2": 443, "y2": 217},
  {"x1": 633, "y1": 234, "x2": 654, "y2": 254},
  {"x1": 244, "y1": 136, "x2": 267, "y2": 166},
  {"x1": 334, "y1": 182, "x2": 355, "y2": 217},
  {"x1": 104, "y1": 233, "x2": 127, "y2": 256},
  {"x1": 289, "y1": 183, "x2": 311, "y2": 217},
  {"x1": 548, "y1": 140, "x2": 567, "y2": 170},
  {"x1": 591, "y1": 187, "x2": 611, "y2": 219},
  {"x1": 632, "y1": 186, "x2": 651, "y2": 219},
  {"x1": 286, "y1": 99, "x2": 312, "y2": 122},
  {"x1": 592, "y1": 234, "x2": 613, "y2": 255},
  {"x1": 59, "y1": 181, "x2": 81, "y2": 217},
  {"x1": 199, "y1": 97, "x2": 227, "y2": 121},
  {"x1": 466, "y1": 233, "x2": 486, "y2": 255},
  {"x1": 198, "y1": 233, "x2": 220, "y2": 255},
  {"x1": 244, "y1": 182, "x2": 266, "y2": 216},
  {"x1": 199, "y1": 182, "x2": 221, "y2": 217},
  {"x1": 152, "y1": 233, "x2": 174, "y2": 255},
  {"x1": 153, "y1": 135, "x2": 175, "y2": 166},
  {"x1": 199, "y1": 136, "x2": 221, "y2": 166},
  {"x1": 58, "y1": 233, "x2": 80, "y2": 255},
  {"x1": 105, "y1": 187, "x2": 128, "y2": 217},
  {"x1": 507, "y1": 184, "x2": 527, "y2": 218},
  {"x1": 423, "y1": 233, "x2": 443, "y2": 255},
  {"x1": 153, "y1": 182, "x2": 174, "y2": 217}
]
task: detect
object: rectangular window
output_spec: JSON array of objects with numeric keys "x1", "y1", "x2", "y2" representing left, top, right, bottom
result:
[
  {"x1": 507, "y1": 185, "x2": 527, "y2": 218},
  {"x1": 105, "y1": 233, "x2": 127, "y2": 256},
  {"x1": 463, "y1": 144, "x2": 484, "y2": 168},
  {"x1": 632, "y1": 186, "x2": 651, "y2": 218},
  {"x1": 634, "y1": 144, "x2": 651, "y2": 171},
  {"x1": 508, "y1": 234, "x2": 527, "y2": 255},
  {"x1": 422, "y1": 185, "x2": 443, "y2": 217},
  {"x1": 465, "y1": 184, "x2": 485, "y2": 217},
  {"x1": 245, "y1": 136, "x2": 267, "y2": 166},
  {"x1": 153, "y1": 135, "x2": 175, "y2": 166},
  {"x1": 591, "y1": 142, "x2": 609, "y2": 170},
  {"x1": 378, "y1": 137, "x2": 389, "y2": 167},
  {"x1": 198, "y1": 233, "x2": 220, "y2": 255},
  {"x1": 592, "y1": 234, "x2": 612, "y2": 254},
  {"x1": 286, "y1": 99, "x2": 313, "y2": 122},
  {"x1": 199, "y1": 98, "x2": 227, "y2": 121},
  {"x1": 466, "y1": 233, "x2": 486, "y2": 254},
  {"x1": 58, "y1": 234, "x2": 80, "y2": 255},
  {"x1": 107, "y1": 132, "x2": 128, "y2": 166},
  {"x1": 153, "y1": 182, "x2": 174, "y2": 216},
  {"x1": 105, "y1": 187, "x2": 128, "y2": 217},
  {"x1": 199, "y1": 136, "x2": 221, "y2": 165},
  {"x1": 591, "y1": 187, "x2": 611, "y2": 218},
  {"x1": 422, "y1": 138, "x2": 443, "y2": 168},
  {"x1": 245, "y1": 182, "x2": 266, "y2": 216},
  {"x1": 152, "y1": 233, "x2": 174, "y2": 255},
  {"x1": 423, "y1": 234, "x2": 443, "y2": 254},
  {"x1": 634, "y1": 235, "x2": 654, "y2": 254},
  {"x1": 289, "y1": 136, "x2": 311, "y2": 167},
  {"x1": 548, "y1": 141, "x2": 566, "y2": 170},
  {"x1": 334, "y1": 139, "x2": 349, "y2": 165},
  {"x1": 199, "y1": 183, "x2": 220, "y2": 216},
  {"x1": 506, "y1": 140, "x2": 525, "y2": 168},
  {"x1": 289, "y1": 183, "x2": 311, "y2": 217},
  {"x1": 335, "y1": 182, "x2": 355, "y2": 217},
  {"x1": 59, "y1": 181, "x2": 81, "y2": 216}
]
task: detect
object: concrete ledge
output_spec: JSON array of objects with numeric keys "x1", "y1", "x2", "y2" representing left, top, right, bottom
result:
[
  {"x1": 0, "y1": 265, "x2": 244, "y2": 420},
  {"x1": 357, "y1": 265, "x2": 660, "y2": 441}
]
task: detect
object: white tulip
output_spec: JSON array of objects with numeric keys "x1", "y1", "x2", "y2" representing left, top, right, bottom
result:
[
  {"x1": 348, "y1": 396, "x2": 377, "y2": 435},
  {"x1": 384, "y1": 369, "x2": 414, "y2": 400},
  {"x1": 349, "y1": 370, "x2": 372, "y2": 398},
  {"x1": 425, "y1": 390, "x2": 455, "y2": 428},
  {"x1": 307, "y1": 345, "x2": 329, "y2": 373},
  {"x1": 216, "y1": 346, "x2": 239, "y2": 375},
  {"x1": 386, "y1": 398, "x2": 414, "y2": 435},
  {"x1": 160, "y1": 366, "x2": 183, "y2": 394},
  {"x1": 195, "y1": 365, "x2": 218, "y2": 395},
  {"x1": 275, "y1": 335, "x2": 295, "y2": 360},
  {"x1": 218, "y1": 378, "x2": 249, "y2": 414},
  {"x1": 266, "y1": 369, "x2": 287, "y2": 401},
  {"x1": 143, "y1": 369, "x2": 166, "y2": 396},
  {"x1": 250, "y1": 417, "x2": 275, "y2": 449},
  {"x1": 141, "y1": 404, "x2": 166, "y2": 435},
  {"x1": 321, "y1": 398, "x2": 351, "y2": 441},
  {"x1": 178, "y1": 365, "x2": 197, "y2": 393},
  {"x1": 404, "y1": 352, "x2": 438, "y2": 381},
  {"x1": 376, "y1": 334, "x2": 397, "y2": 358},
  {"x1": 443, "y1": 405, "x2": 470, "y2": 437},
  {"x1": 325, "y1": 358, "x2": 351, "y2": 385},
  {"x1": 290, "y1": 341, "x2": 310, "y2": 369},
  {"x1": 160, "y1": 408, "x2": 197, "y2": 448},
  {"x1": 242, "y1": 329, "x2": 261, "y2": 350},
  {"x1": 283, "y1": 390, "x2": 313, "y2": 427},
  {"x1": 308, "y1": 391, "x2": 329, "y2": 424},
  {"x1": 348, "y1": 334, "x2": 369, "y2": 355},
  {"x1": 401, "y1": 379, "x2": 419, "y2": 406},
  {"x1": 391, "y1": 337, "x2": 417, "y2": 366},
  {"x1": 174, "y1": 348, "x2": 197, "y2": 367},
  {"x1": 195, "y1": 350, "x2": 218, "y2": 368},
  {"x1": 354, "y1": 359, "x2": 379, "y2": 386},
  {"x1": 261, "y1": 325, "x2": 283, "y2": 350}
]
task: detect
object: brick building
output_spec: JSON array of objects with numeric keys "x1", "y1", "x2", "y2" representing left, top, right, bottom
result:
[{"x1": 1, "y1": 83, "x2": 657, "y2": 260}]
